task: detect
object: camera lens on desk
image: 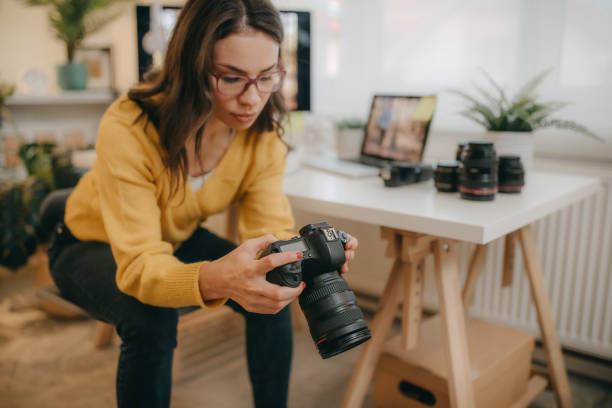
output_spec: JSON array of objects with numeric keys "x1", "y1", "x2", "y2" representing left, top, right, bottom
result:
[
  {"x1": 456, "y1": 143, "x2": 466, "y2": 162},
  {"x1": 498, "y1": 155, "x2": 525, "y2": 194},
  {"x1": 380, "y1": 162, "x2": 433, "y2": 187},
  {"x1": 434, "y1": 161, "x2": 461, "y2": 192},
  {"x1": 459, "y1": 141, "x2": 498, "y2": 201}
]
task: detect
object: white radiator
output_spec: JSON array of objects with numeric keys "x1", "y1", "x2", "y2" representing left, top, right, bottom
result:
[{"x1": 419, "y1": 160, "x2": 612, "y2": 360}]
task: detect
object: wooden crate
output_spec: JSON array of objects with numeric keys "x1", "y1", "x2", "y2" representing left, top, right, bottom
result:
[{"x1": 373, "y1": 316, "x2": 534, "y2": 408}]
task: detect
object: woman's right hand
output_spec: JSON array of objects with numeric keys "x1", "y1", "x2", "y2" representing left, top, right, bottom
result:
[{"x1": 198, "y1": 234, "x2": 305, "y2": 314}]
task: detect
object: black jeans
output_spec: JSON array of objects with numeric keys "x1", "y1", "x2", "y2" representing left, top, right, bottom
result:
[{"x1": 49, "y1": 224, "x2": 293, "y2": 408}]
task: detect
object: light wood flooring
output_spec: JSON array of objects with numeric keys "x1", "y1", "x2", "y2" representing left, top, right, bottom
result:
[{"x1": 1, "y1": 264, "x2": 610, "y2": 408}]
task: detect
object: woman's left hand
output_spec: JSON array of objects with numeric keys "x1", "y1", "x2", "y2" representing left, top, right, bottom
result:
[{"x1": 340, "y1": 234, "x2": 358, "y2": 274}]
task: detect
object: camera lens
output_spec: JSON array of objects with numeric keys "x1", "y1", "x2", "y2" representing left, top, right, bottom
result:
[
  {"x1": 381, "y1": 162, "x2": 416, "y2": 187},
  {"x1": 299, "y1": 272, "x2": 371, "y2": 359},
  {"x1": 459, "y1": 141, "x2": 498, "y2": 201},
  {"x1": 456, "y1": 143, "x2": 466, "y2": 162},
  {"x1": 434, "y1": 160, "x2": 461, "y2": 192},
  {"x1": 381, "y1": 162, "x2": 433, "y2": 187},
  {"x1": 498, "y1": 155, "x2": 525, "y2": 193}
]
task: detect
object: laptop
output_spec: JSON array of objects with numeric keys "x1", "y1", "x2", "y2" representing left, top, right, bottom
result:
[{"x1": 303, "y1": 94, "x2": 437, "y2": 178}]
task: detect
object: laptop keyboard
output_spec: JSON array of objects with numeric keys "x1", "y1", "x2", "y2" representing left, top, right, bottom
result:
[{"x1": 302, "y1": 155, "x2": 381, "y2": 178}]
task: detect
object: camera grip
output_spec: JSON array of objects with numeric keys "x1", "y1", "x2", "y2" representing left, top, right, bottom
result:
[{"x1": 266, "y1": 262, "x2": 303, "y2": 288}]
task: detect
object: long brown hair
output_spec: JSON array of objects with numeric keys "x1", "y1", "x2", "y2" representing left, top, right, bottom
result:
[{"x1": 128, "y1": 0, "x2": 286, "y2": 200}]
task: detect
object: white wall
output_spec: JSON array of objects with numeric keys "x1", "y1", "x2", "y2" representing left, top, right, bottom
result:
[
  {"x1": 2, "y1": 0, "x2": 612, "y2": 160},
  {"x1": 274, "y1": 0, "x2": 612, "y2": 161}
]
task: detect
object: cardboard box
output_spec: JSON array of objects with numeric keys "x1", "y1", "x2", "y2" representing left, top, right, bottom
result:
[{"x1": 373, "y1": 316, "x2": 534, "y2": 408}]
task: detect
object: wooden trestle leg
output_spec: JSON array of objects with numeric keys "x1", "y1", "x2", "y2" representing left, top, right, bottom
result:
[
  {"x1": 518, "y1": 225, "x2": 573, "y2": 408},
  {"x1": 342, "y1": 228, "x2": 476, "y2": 408}
]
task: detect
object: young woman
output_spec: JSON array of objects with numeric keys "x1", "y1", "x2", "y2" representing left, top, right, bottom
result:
[{"x1": 48, "y1": 0, "x2": 358, "y2": 407}]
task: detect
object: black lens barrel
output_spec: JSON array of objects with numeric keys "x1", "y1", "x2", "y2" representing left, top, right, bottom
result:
[
  {"x1": 498, "y1": 155, "x2": 525, "y2": 193},
  {"x1": 459, "y1": 141, "x2": 498, "y2": 201},
  {"x1": 456, "y1": 143, "x2": 466, "y2": 162},
  {"x1": 434, "y1": 160, "x2": 461, "y2": 192},
  {"x1": 299, "y1": 272, "x2": 371, "y2": 359}
]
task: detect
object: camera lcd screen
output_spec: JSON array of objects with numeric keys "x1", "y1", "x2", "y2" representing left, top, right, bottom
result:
[{"x1": 281, "y1": 240, "x2": 308, "y2": 252}]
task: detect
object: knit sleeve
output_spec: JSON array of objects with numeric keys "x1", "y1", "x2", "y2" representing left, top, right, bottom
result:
[
  {"x1": 237, "y1": 133, "x2": 296, "y2": 243},
  {"x1": 94, "y1": 114, "x2": 226, "y2": 309}
]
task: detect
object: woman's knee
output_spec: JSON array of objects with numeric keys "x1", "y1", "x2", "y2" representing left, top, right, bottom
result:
[
  {"x1": 114, "y1": 305, "x2": 179, "y2": 351},
  {"x1": 228, "y1": 299, "x2": 292, "y2": 322},
  {"x1": 244, "y1": 303, "x2": 293, "y2": 331}
]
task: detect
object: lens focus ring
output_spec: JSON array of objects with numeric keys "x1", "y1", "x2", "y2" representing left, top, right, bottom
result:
[
  {"x1": 312, "y1": 307, "x2": 365, "y2": 340},
  {"x1": 299, "y1": 279, "x2": 350, "y2": 309}
]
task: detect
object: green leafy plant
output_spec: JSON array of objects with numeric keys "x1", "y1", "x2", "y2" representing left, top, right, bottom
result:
[
  {"x1": 18, "y1": 143, "x2": 82, "y2": 190},
  {"x1": 0, "y1": 143, "x2": 82, "y2": 271},
  {"x1": 453, "y1": 69, "x2": 602, "y2": 141},
  {"x1": 337, "y1": 119, "x2": 365, "y2": 129},
  {"x1": 19, "y1": 143, "x2": 57, "y2": 189},
  {"x1": 0, "y1": 176, "x2": 50, "y2": 270},
  {"x1": 21, "y1": 0, "x2": 128, "y2": 61}
]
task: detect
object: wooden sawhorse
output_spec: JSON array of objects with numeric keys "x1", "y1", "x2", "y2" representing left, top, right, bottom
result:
[{"x1": 341, "y1": 225, "x2": 572, "y2": 408}]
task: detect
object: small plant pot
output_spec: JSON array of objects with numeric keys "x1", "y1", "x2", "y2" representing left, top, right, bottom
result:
[
  {"x1": 56, "y1": 62, "x2": 88, "y2": 90},
  {"x1": 337, "y1": 127, "x2": 364, "y2": 160},
  {"x1": 483, "y1": 131, "x2": 535, "y2": 170}
]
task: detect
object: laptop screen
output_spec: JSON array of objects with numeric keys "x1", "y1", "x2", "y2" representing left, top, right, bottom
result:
[{"x1": 361, "y1": 95, "x2": 437, "y2": 163}]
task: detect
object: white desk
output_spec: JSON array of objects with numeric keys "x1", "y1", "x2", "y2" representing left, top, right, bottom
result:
[
  {"x1": 283, "y1": 167, "x2": 601, "y2": 408},
  {"x1": 283, "y1": 168, "x2": 600, "y2": 245}
]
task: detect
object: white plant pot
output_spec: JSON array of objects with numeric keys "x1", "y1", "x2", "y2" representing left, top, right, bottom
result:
[
  {"x1": 483, "y1": 131, "x2": 535, "y2": 169},
  {"x1": 336, "y1": 128, "x2": 364, "y2": 160}
]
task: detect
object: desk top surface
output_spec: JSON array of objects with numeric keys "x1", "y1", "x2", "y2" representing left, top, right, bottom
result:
[{"x1": 283, "y1": 167, "x2": 601, "y2": 244}]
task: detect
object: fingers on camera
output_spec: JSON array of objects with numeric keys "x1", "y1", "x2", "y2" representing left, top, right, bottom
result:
[
  {"x1": 257, "y1": 251, "x2": 302, "y2": 273},
  {"x1": 249, "y1": 234, "x2": 278, "y2": 252},
  {"x1": 261, "y1": 282, "x2": 303, "y2": 305}
]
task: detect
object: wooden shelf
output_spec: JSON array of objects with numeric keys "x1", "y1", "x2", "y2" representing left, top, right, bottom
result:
[{"x1": 6, "y1": 90, "x2": 116, "y2": 106}]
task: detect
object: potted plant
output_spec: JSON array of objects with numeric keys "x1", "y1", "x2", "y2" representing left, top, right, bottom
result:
[
  {"x1": 21, "y1": 0, "x2": 127, "y2": 90},
  {"x1": 336, "y1": 119, "x2": 365, "y2": 160},
  {"x1": 452, "y1": 69, "x2": 602, "y2": 168}
]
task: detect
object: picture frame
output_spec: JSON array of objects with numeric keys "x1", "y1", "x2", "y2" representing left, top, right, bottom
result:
[{"x1": 73, "y1": 47, "x2": 115, "y2": 91}]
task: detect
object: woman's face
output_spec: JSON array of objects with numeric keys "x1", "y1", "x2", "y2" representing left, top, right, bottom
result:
[{"x1": 210, "y1": 30, "x2": 280, "y2": 130}]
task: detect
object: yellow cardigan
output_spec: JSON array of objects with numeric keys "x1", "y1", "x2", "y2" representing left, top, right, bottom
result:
[{"x1": 65, "y1": 96, "x2": 296, "y2": 309}]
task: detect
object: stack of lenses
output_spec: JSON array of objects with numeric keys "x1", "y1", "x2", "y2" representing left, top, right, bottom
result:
[
  {"x1": 498, "y1": 156, "x2": 525, "y2": 193},
  {"x1": 434, "y1": 161, "x2": 461, "y2": 192},
  {"x1": 459, "y1": 141, "x2": 498, "y2": 201}
]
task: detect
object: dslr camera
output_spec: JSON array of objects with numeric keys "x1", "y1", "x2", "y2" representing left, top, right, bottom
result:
[
  {"x1": 260, "y1": 222, "x2": 371, "y2": 358},
  {"x1": 380, "y1": 162, "x2": 434, "y2": 187}
]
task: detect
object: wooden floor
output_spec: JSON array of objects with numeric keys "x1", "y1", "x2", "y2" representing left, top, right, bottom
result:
[{"x1": 1, "y1": 264, "x2": 611, "y2": 408}]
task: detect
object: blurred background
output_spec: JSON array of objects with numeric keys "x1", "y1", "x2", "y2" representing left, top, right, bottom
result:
[{"x1": 1, "y1": 1, "x2": 611, "y2": 407}]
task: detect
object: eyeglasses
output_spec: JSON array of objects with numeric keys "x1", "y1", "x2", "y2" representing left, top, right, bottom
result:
[{"x1": 211, "y1": 70, "x2": 286, "y2": 97}]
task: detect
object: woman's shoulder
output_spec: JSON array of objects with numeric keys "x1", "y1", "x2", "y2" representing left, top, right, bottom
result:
[
  {"x1": 97, "y1": 94, "x2": 160, "y2": 147},
  {"x1": 102, "y1": 94, "x2": 149, "y2": 126}
]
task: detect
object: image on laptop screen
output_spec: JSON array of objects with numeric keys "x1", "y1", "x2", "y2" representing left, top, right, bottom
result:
[{"x1": 361, "y1": 95, "x2": 437, "y2": 163}]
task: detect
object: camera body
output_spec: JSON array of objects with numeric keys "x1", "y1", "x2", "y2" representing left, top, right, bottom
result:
[
  {"x1": 380, "y1": 162, "x2": 434, "y2": 187},
  {"x1": 261, "y1": 222, "x2": 349, "y2": 288},
  {"x1": 260, "y1": 222, "x2": 371, "y2": 359}
]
